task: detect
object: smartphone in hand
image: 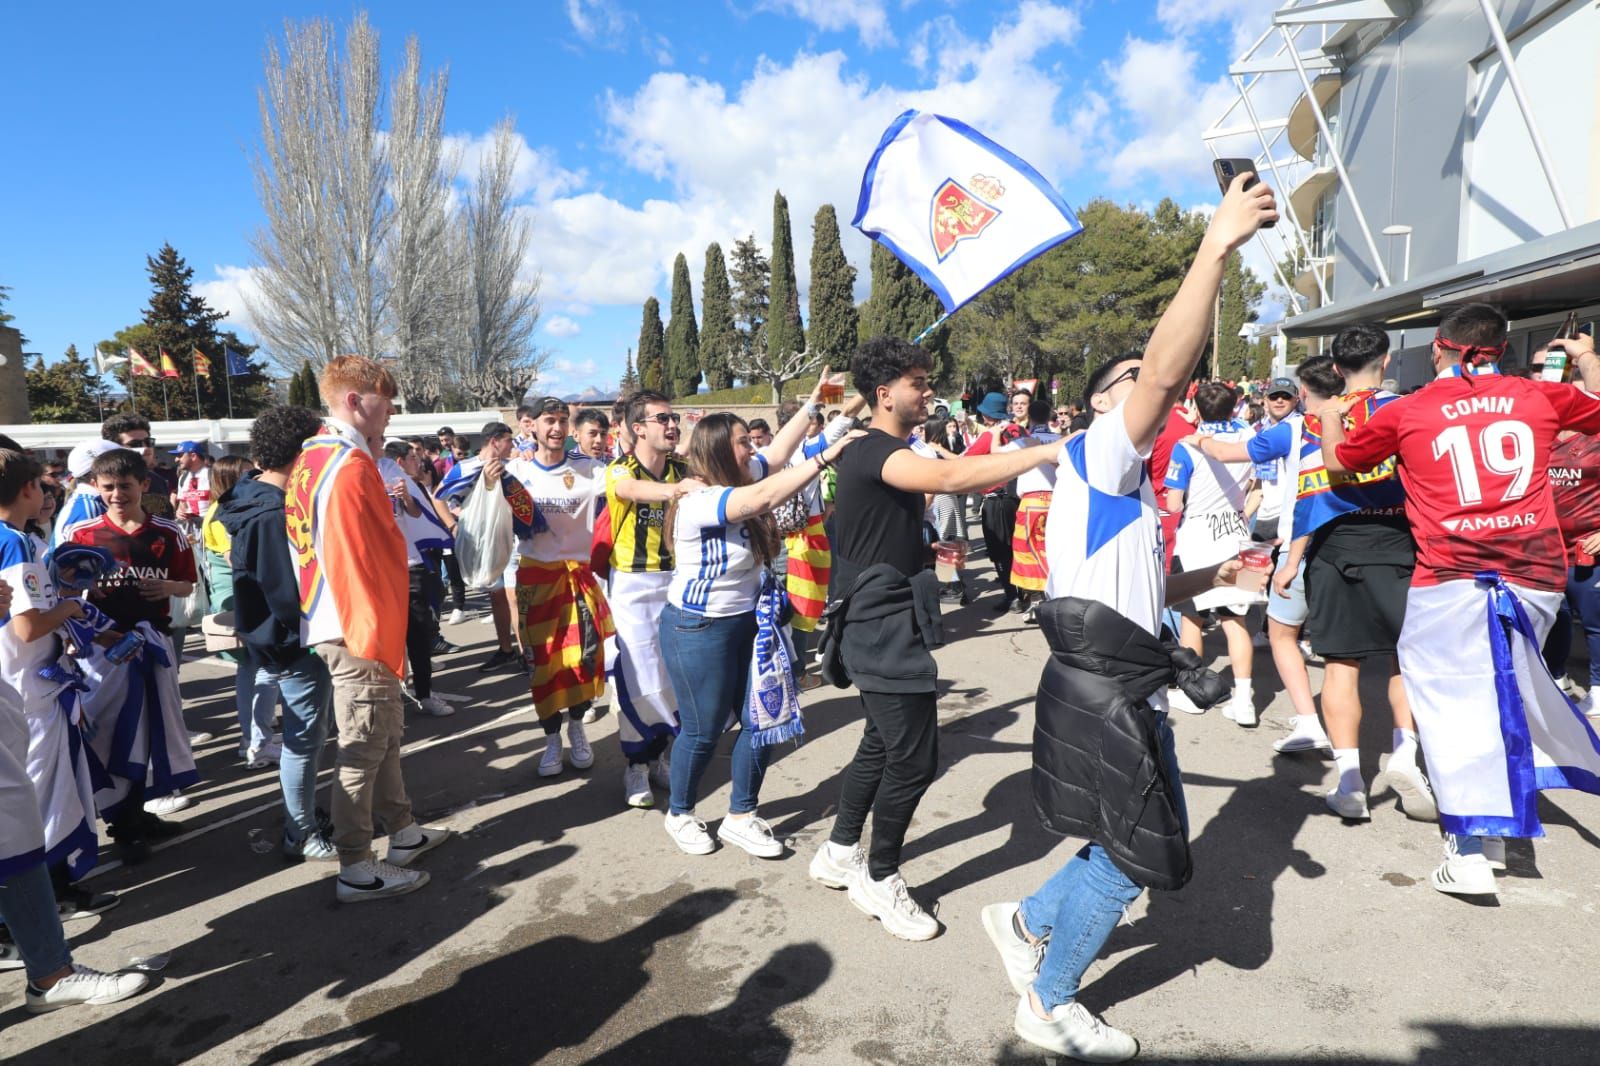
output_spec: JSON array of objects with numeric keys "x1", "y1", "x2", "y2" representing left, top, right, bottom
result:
[{"x1": 1213, "y1": 158, "x2": 1276, "y2": 228}]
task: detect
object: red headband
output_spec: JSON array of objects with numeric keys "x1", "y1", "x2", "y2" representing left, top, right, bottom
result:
[{"x1": 1434, "y1": 333, "x2": 1507, "y2": 370}]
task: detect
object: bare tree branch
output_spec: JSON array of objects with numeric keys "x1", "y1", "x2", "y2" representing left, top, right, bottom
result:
[{"x1": 727, "y1": 345, "x2": 821, "y2": 404}]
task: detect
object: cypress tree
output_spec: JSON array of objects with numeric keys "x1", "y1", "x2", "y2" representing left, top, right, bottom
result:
[
  {"x1": 766, "y1": 191, "x2": 804, "y2": 363},
  {"x1": 619, "y1": 347, "x2": 640, "y2": 396},
  {"x1": 664, "y1": 253, "x2": 701, "y2": 398},
  {"x1": 807, "y1": 204, "x2": 858, "y2": 365},
  {"x1": 859, "y1": 242, "x2": 949, "y2": 384},
  {"x1": 638, "y1": 297, "x2": 665, "y2": 393},
  {"x1": 700, "y1": 243, "x2": 736, "y2": 390}
]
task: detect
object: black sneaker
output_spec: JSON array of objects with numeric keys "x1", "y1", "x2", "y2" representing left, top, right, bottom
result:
[
  {"x1": 1009, "y1": 594, "x2": 1031, "y2": 615},
  {"x1": 57, "y1": 887, "x2": 120, "y2": 922},
  {"x1": 477, "y1": 649, "x2": 520, "y2": 672},
  {"x1": 138, "y1": 814, "x2": 184, "y2": 840},
  {"x1": 432, "y1": 637, "x2": 459, "y2": 655},
  {"x1": 993, "y1": 596, "x2": 1014, "y2": 614},
  {"x1": 114, "y1": 837, "x2": 150, "y2": 865}
]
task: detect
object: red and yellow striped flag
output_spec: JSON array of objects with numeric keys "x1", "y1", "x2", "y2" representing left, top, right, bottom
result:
[
  {"x1": 127, "y1": 348, "x2": 157, "y2": 377},
  {"x1": 192, "y1": 348, "x2": 211, "y2": 378},
  {"x1": 159, "y1": 349, "x2": 180, "y2": 379}
]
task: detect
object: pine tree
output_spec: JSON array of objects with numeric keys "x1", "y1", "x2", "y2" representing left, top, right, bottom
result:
[
  {"x1": 638, "y1": 297, "x2": 665, "y2": 393},
  {"x1": 807, "y1": 204, "x2": 858, "y2": 365},
  {"x1": 700, "y1": 243, "x2": 736, "y2": 391},
  {"x1": 727, "y1": 235, "x2": 770, "y2": 371},
  {"x1": 766, "y1": 191, "x2": 804, "y2": 363},
  {"x1": 26, "y1": 345, "x2": 110, "y2": 423},
  {"x1": 619, "y1": 348, "x2": 640, "y2": 396},
  {"x1": 664, "y1": 253, "x2": 701, "y2": 398},
  {"x1": 859, "y1": 242, "x2": 949, "y2": 384},
  {"x1": 138, "y1": 243, "x2": 227, "y2": 419},
  {"x1": 297, "y1": 362, "x2": 322, "y2": 411},
  {"x1": 289, "y1": 360, "x2": 312, "y2": 407}
]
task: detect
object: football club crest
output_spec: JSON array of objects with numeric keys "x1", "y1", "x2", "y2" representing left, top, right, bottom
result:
[
  {"x1": 930, "y1": 175, "x2": 1004, "y2": 262},
  {"x1": 563, "y1": 470, "x2": 576, "y2": 490}
]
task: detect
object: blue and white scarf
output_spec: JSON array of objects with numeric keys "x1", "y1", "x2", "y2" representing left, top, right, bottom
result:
[{"x1": 744, "y1": 572, "x2": 804, "y2": 749}]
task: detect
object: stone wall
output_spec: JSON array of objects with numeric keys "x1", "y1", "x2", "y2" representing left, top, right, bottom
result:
[{"x1": 0, "y1": 326, "x2": 29, "y2": 424}]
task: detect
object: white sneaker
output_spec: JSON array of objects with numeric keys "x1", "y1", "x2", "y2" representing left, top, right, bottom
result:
[
  {"x1": 581, "y1": 704, "x2": 603, "y2": 724},
  {"x1": 433, "y1": 691, "x2": 471, "y2": 704},
  {"x1": 1431, "y1": 834, "x2": 1497, "y2": 898},
  {"x1": 538, "y1": 735, "x2": 565, "y2": 778},
  {"x1": 1223, "y1": 692, "x2": 1257, "y2": 727},
  {"x1": 1166, "y1": 686, "x2": 1205, "y2": 714},
  {"x1": 717, "y1": 814, "x2": 783, "y2": 858},
  {"x1": 809, "y1": 840, "x2": 867, "y2": 889},
  {"x1": 1324, "y1": 787, "x2": 1371, "y2": 821},
  {"x1": 335, "y1": 858, "x2": 429, "y2": 903},
  {"x1": 385, "y1": 824, "x2": 451, "y2": 867},
  {"x1": 1578, "y1": 691, "x2": 1597, "y2": 718},
  {"x1": 1274, "y1": 717, "x2": 1332, "y2": 754},
  {"x1": 664, "y1": 811, "x2": 715, "y2": 855},
  {"x1": 1381, "y1": 752, "x2": 1438, "y2": 822},
  {"x1": 1013, "y1": 995, "x2": 1138, "y2": 1062},
  {"x1": 1481, "y1": 836, "x2": 1507, "y2": 872},
  {"x1": 143, "y1": 793, "x2": 192, "y2": 816},
  {"x1": 648, "y1": 750, "x2": 672, "y2": 790},
  {"x1": 981, "y1": 902, "x2": 1045, "y2": 996},
  {"x1": 847, "y1": 872, "x2": 939, "y2": 941},
  {"x1": 624, "y1": 764, "x2": 653, "y2": 809},
  {"x1": 418, "y1": 696, "x2": 456, "y2": 717},
  {"x1": 25, "y1": 965, "x2": 150, "y2": 1014},
  {"x1": 566, "y1": 720, "x2": 594, "y2": 769},
  {"x1": 446, "y1": 608, "x2": 467, "y2": 625},
  {"x1": 1299, "y1": 640, "x2": 1316, "y2": 661}
]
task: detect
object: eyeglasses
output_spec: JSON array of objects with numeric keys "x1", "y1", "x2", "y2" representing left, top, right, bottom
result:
[
  {"x1": 124, "y1": 437, "x2": 154, "y2": 448},
  {"x1": 1100, "y1": 366, "x2": 1140, "y2": 392},
  {"x1": 1054, "y1": 409, "x2": 1070, "y2": 417},
  {"x1": 638, "y1": 412, "x2": 682, "y2": 426}
]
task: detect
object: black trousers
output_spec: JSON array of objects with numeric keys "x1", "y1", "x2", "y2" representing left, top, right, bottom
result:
[
  {"x1": 980, "y1": 494, "x2": 1019, "y2": 596},
  {"x1": 406, "y1": 566, "x2": 438, "y2": 700},
  {"x1": 440, "y1": 551, "x2": 467, "y2": 613},
  {"x1": 830, "y1": 689, "x2": 940, "y2": 881}
]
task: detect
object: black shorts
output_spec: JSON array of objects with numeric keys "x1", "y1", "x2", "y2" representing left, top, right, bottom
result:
[{"x1": 1303, "y1": 554, "x2": 1412, "y2": 660}]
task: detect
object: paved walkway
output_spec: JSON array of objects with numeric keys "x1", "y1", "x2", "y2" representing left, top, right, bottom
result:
[{"x1": 6, "y1": 558, "x2": 1600, "y2": 1064}]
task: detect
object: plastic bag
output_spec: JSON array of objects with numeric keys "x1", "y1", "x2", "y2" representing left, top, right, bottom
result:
[
  {"x1": 170, "y1": 575, "x2": 209, "y2": 630},
  {"x1": 455, "y1": 481, "x2": 514, "y2": 589}
]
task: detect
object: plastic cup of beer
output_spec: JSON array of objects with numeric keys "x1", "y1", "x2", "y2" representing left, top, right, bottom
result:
[
  {"x1": 1235, "y1": 541, "x2": 1272, "y2": 593},
  {"x1": 934, "y1": 541, "x2": 968, "y2": 582}
]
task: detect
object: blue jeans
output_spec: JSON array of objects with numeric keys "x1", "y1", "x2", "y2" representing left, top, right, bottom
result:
[
  {"x1": 1544, "y1": 565, "x2": 1600, "y2": 687},
  {"x1": 262, "y1": 650, "x2": 333, "y2": 841},
  {"x1": 1020, "y1": 712, "x2": 1189, "y2": 1010},
  {"x1": 0, "y1": 862, "x2": 71, "y2": 981},
  {"x1": 658, "y1": 604, "x2": 766, "y2": 817},
  {"x1": 236, "y1": 647, "x2": 281, "y2": 755}
]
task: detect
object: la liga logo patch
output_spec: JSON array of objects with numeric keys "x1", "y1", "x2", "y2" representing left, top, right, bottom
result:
[{"x1": 930, "y1": 174, "x2": 1004, "y2": 262}]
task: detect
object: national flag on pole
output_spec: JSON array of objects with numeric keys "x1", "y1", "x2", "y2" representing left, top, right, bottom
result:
[
  {"x1": 159, "y1": 349, "x2": 180, "y2": 379},
  {"x1": 192, "y1": 348, "x2": 212, "y2": 378},
  {"x1": 852, "y1": 110, "x2": 1084, "y2": 316},
  {"x1": 94, "y1": 346, "x2": 127, "y2": 377},
  {"x1": 127, "y1": 348, "x2": 157, "y2": 377},
  {"x1": 225, "y1": 348, "x2": 251, "y2": 376}
]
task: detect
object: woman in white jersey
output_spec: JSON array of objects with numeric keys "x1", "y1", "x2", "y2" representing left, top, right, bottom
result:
[{"x1": 660, "y1": 412, "x2": 861, "y2": 858}]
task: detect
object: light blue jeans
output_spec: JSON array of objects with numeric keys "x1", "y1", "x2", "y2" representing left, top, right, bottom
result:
[
  {"x1": 236, "y1": 647, "x2": 280, "y2": 755},
  {"x1": 1020, "y1": 712, "x2": 1189, "y2": 1009},
  {"x1": 658, "y1": 604, "x2": 767, "y2": 817},
  {"x1": 261, "y1": 650, "x2": 333, "y2": 842},
  {"x1": 0, "y1": 862, "x2": 71, "y2": 981}
]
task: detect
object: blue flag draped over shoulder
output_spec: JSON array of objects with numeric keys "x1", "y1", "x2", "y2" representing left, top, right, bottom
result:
[{"x1": 853, "y1": 110, "x2": 1084, "y2": 316}]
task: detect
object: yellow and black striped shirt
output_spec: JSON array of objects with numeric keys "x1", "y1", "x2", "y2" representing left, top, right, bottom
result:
[{"x1": 606, "y1": 455, "x2": 687, "y2": 573}]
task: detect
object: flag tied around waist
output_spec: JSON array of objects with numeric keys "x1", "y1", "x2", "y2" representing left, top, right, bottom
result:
[{"x1": 852, "y1": 110, "x2": 1083, "y2": 316}]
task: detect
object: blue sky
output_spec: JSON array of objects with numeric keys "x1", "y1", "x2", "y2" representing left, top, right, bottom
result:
[{"x1": 4, "y1": 0, "x2": 1287, "y2": 398}]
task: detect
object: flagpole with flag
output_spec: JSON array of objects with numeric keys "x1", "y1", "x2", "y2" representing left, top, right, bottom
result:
[
  {"x1": 224, "y1": 346, "x2": 251, "y2": 418},
  {"x1": 852, "y1": 110, "x2": 1084, "y2": 345},
  {"x1": 192, "y1": 347, "x2": 212, "y2": 417},
  {"x1": 127, "y1": 347, "x2": 157, "y2": 414},
  {"x1": 158, "y1": 349, "x2": 180, "y2": 421}
]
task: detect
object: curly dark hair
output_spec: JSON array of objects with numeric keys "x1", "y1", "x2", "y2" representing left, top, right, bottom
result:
[
  {"x1": 101, "y1": 412, "x2": 151, "y2": 444},
  {"x1": 1330, "y1": 323, "x2": 1390, "y2": 374},
  {"x1": 250, "y1": 405, "x2": 324, "y2": 471},
  {"x1": 852, "y1": 336, "x2": 933, "y2": 408}
]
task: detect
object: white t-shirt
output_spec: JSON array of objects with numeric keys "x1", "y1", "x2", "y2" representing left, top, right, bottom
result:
[
  {"x1": 176, "y1": 467, "x2": 211, "y2": 520},
  {"x1": 0, "y1": 522, "x2": 58, "y2": 707},
  {"x1": 669, "y1": 485, "x2": 768, "y2": 617},
  {"x1": 1006, "y1": 430, "x2": 1062, "y2": 496},
  {"x1": 1044, "y1": 405, "x2": 1164, "y2": 637},
  {"x1": 507, "y1": 454, "x2": 604, "y2": 564}
]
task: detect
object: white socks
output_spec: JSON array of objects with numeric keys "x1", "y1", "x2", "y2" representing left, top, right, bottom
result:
[
  {"x1": 389, "y1": 823, "x2": 422, "y2": 848},
  {"x1": 1233, "y1": 678, "x2": 1253, "y2": 701},
  {"x1": 1332, "y1": 747, "x2": 1362, "y2": 795},
  {"x1": 1392, "y1": 727, "x2": 1418, "y2": 758}
]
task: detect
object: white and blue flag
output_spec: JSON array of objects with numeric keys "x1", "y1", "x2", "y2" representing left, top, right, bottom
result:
[{"x1": 853, "y1": 110, "x2": 1083, "y2": 317}]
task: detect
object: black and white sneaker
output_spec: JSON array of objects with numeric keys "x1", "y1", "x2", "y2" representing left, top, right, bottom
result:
[
  {"x1": 384, "y1": 825, "x2": 451, "y2": 867},
  {"x1": 57, "y1": 886, "x2": 121, "y2": 922},
  {"x1": 335, "y1": 859, "x2": 429, "y2": 903},
  {"x1": 477, "y1": 648, "x2": 520, "y2": 673}
]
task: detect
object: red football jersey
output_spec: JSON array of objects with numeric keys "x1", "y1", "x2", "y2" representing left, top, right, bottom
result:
[
  {"x1": 1549, "y1": 432, "x2": 1600, "y2": 555},
  {"x1": 66, "y1": 513, "x2": 198, "y2": 630},
  {"x1": 1335, "y1": 373, "x2": 1600, "y2": 590}
]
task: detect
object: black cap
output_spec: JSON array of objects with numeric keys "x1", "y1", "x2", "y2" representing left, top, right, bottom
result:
[
  {"x1": 1266, "y1": 377, "x2": 1297, "y2": 398},
  {"x1": 436, "y1": 426, "x2": 456, "y2": 436},
  {"x1": 481, "y1": 421, "x2": 512, "y2": 440}
]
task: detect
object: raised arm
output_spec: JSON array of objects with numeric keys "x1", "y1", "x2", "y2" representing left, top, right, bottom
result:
[
  {"x1": 878, "y1": 439, "x2": 1056, "y2": 495},
  {"x1": 613, "y1": 473, "x2": 707, "y2": 504},
  {"x1": 759, "y1": 369, "x2": 833, "y2": 468},
  {"x1": 725, "y1": 431, "x2": 863, "y2": 519},
  {"x1": 1122, "y1": 176, "x2": 1277, "y2": 453}
]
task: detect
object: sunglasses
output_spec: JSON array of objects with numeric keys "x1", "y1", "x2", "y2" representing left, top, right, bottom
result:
[
  {"x1": 637, "y1": 412, "x2": 682, "y2": 426},
  {"x1": 124, "y1": 437, "x2": 155, "y2": 448},
  {"x1": 1100, "y1": 366, "x2": 1140, "y2": 392}
]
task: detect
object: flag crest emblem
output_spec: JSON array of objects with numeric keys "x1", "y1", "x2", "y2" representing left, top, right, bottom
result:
[{"x1": 931, "y1": 176, "x2": 1003, "y2": 262}]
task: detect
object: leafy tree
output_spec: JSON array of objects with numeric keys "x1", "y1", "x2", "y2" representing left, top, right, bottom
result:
[
  {"x1": 1215, "y1": 251, "x2": 1267, "y2": 381},
  {"x1": 727, "y1": 234, "x2": 770, "y2": 369},
  {"x1": 138, "y1": 242, "x2": 229, "y2": 420},
  {"x1": 618, "y1": 348, "x2": 640, "y2": 396},
  {"x1": 289, "y1": 360, "x2": 316, "y2": 408},
  {"x1": 664, "y1": 253, "x2": 700, "y2": 398},
  {"x1": 26, "y1": 345, "x2": 112, "y2": 423},
  {"x1": 0, "y1": 284, "x2": 15, "y2": 328},
  {"x1": 638, "y1": 298, "x2": 665, "y2": 393},
  {"x1": 699, "y1": 243, "x2": 736, "y2": 391},
  {"x1": 858, "y1": 242, "x2": 949, "y2": 384},
  {"x1": 807, "y1": 204, "x2": 857, "y2": 365},
  {"x1": 766, "y1": 192, "x2": 804, "y2": 363}
]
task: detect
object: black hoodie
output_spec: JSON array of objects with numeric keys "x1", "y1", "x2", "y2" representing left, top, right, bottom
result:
[{"x1": 216, "y1": 473, "x2": 304, "y2": 668}]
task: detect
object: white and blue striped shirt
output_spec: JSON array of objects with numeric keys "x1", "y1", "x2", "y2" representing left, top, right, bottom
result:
[{"x1": 666, "y1": 455, "x2": 770, "y2": 617}]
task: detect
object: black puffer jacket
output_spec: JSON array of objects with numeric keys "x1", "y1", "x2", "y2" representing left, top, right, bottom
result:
[
  {"x1": 1032, "y1": 596, "x2": 1227, "y2": 891},
  {"x1": 817, "y1": 563, "x2": 944, "y2": 693}
]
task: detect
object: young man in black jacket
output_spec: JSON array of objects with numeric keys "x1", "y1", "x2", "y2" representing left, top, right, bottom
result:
[
  {"x1": 217, "y1": 404, "x2": 335, "y2": 860},
  {"x1": 979, "y1": 175, "x2": 1276, "y2": 1061},
  {"x1": 809, "y1": 337, "x2": 1058, "y2": 941}
]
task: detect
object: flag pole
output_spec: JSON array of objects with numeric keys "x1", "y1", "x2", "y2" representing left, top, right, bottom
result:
[
  {"x1": 193, "y1": 352, "x2": 201, "y2": 416},
  {"x1": 911, "y1": 311, "x2": 952, "y2": 347},
  {"x1": 224, "y1": 352, "x2": 235, "y2": 418},
  {"x1": 162, "y1": 377, "x2": 171, "y2": 422}
]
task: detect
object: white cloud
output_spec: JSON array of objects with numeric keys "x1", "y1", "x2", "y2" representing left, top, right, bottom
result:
[
  {"x1": 444, "y1": 130, "x2": 584, "y2": 203},
  {"x1": 1156, "y1": 0, "x2": 1280, "y2": 52},
  {"x1": 543, "y1": 314, "x2": 582, "y2": 338},
  {"x1": 758, "y1": 0, "x2": 896, "y2": 47},
  {"x1": 194, "y1": 265, "x2": 264, "y2": 337},
  {"x1": 566, "y1": 0, "x2": 629, "y2": 44}
]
